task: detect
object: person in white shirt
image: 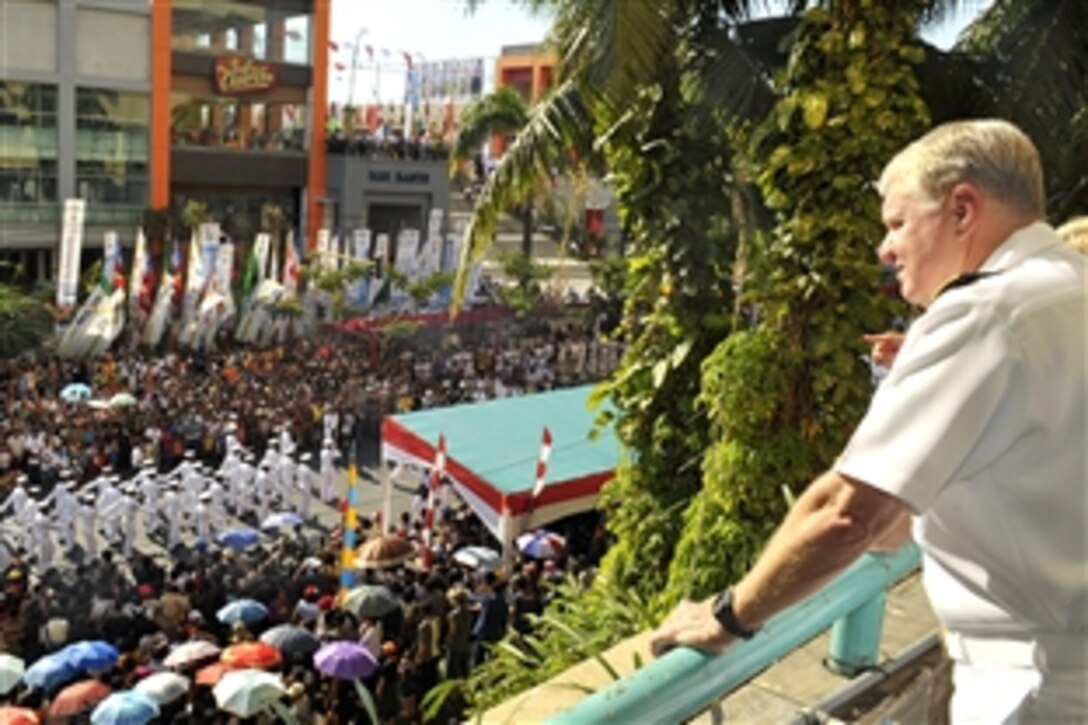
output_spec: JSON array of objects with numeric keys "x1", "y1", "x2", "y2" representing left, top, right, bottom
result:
[
  {"x1": 319, "y1": 439, "x2": 337, "y2": 503},
  {"x1": 650, "y1": 120, "x2": 1088, "y2": 723}
]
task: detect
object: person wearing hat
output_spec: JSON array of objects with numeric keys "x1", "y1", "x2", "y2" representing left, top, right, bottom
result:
[
  {"x1": 78, "y1": 499, "x2": 99, "y2": 561},
  {"x1": 0, "y1": 476, "x2": 30, "y2": 551},
  {"x1": 295, "y1": 454, "x2": 314, "y2": 522},
  {"x1": 40, "y1": 478, "x2": 79, "y2": 553}
]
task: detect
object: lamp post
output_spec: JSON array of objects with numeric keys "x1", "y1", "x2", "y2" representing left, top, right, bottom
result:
[{"x1": 347, "y1": 27, "x2": 369, "y2": 109}]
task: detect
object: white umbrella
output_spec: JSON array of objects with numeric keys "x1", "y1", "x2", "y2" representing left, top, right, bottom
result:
[
  {"x1": 164, "y1": 640, "x2": 221, "y2": 669},
  {"x1": 0, "y1": 653, "x2": 25, "y2": 695},
  {"x1": 453, "y1": 545, "x2": 501, "y2": 572},
  {"x1": 134, "y1": 671, "x2": 190, "y2": 705},
  {"x1": 213, "y1": 669, "x2": 285, "y2": 718}
]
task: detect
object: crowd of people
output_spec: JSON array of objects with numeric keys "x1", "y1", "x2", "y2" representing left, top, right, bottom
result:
[{"x1": 0, "y1": 314, "x2": 621, "y2": 722}]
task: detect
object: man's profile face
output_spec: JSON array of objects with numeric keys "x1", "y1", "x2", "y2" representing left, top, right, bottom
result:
[{"x1": 878, "y1": 184, "x2": 960, "y2": 306}]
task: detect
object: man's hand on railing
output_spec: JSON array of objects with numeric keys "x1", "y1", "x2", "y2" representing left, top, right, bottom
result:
[{"x1": 649, "y1": 598, "x2": 735, "y2": 657}]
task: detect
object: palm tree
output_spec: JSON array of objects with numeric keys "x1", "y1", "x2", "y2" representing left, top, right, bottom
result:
[{"x1": 450, "y1": 86, "x2": 538, "y2": 259}]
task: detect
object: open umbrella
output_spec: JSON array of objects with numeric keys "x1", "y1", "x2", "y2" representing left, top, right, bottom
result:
[
  {"x1": 48, "y1": 679, "x2": 111, "y2": 719},
  {"x1": 342, "y1": 585, "x2": 400, "y2": 619},
  {"x1": 23, "y1": 653, "x2": 80, "y2": 691},
  {"x1": 89, "y1": 691, "x2": 159, "y2": 725},
  {"x1": 516, "y1": 529, "x2": 567, "y2": 559},
  {"x1": 60, "y1": 382, "x2": 91, "y2": 403},
  {"x1": 259, "y1": 624, "x2": 320, "y2": 657},
  {"x1": 163, "y1": 641, "x2": 221, "y2": 669},
  {"x1": 220, "y1": 642, "x2": 282, "y2": 671},
  {"x1": 216, "y1": 527, "x2": 260, "y2": 551},
  {"x1": 313, "y1": 641, "x2": 378, "y2": 680},
  {"x1": 216, "y1": 598, "x2": 269, "y2": 625},
  {"x1": 260, "y1": 511, "x2": 304, "y2": 530},
  {"x1": 108, "y1": 392, "x2": 137, "y2": 408},
  {"x1": 133, "y1": 671, "x2": 190, "y2": 705},
  {"x1": 59, "y1": 641, "x2": 119, "y2": 673},
  {"x1": 355, "y1": 535, "x2": 415, "y2": 569},
  {"x1": 194, "y1": 662, "x2": 236, "y2": 688},
  {"x1": 0, "y1": 654, "x2": 25, "y2": 695},
  {"x1": 453, "y1": 545, "x2": 501, "y2": 572},
  {"x1": 213, "y1": 669, "x2": 285, "y2": 718},
  {"x1": 0, "y1": 707, "x2": 39, "y2": 725}
]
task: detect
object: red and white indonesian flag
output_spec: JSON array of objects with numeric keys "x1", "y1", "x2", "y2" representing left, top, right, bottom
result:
[{"x1": 531, "y1": 427, "x2": 553, "y2": 499}]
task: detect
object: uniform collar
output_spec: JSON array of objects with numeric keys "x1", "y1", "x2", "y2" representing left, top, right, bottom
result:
[{"x1": 979, "y1": 221, "x2": 1064, "y2": 274}]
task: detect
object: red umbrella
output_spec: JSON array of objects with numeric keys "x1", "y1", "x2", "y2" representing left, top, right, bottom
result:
[
  {"x1": 0, "y1": 707, "x2": 40, "y2": 725},
  {"x1": 194, "y1": 662, "x2": 237, "y2": 687},
  {"x1": 220, "y1": 642, "x2": 282, "y2": 671},
  {"x1": 47, "y1": 679, "x2": 111, "y2": 718}
]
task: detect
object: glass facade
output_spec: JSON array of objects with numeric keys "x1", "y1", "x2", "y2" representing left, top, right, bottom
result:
[
  {"x1": 76, "y1": 88, "x2": 149, "y2": 224},
  {"x1": 172, "y1": 1, "x2": 311, "y2": 66},
  {"x1": 0, "y1": 82, "x2": 59, "y2": 222},
  {"x1": 170, "y1": 92, "x2": 306, "y2": 152}
]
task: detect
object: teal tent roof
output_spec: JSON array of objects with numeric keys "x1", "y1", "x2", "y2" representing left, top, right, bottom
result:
[{"x1": 384, "y1": 384, "x2": 620, "y2": 497}]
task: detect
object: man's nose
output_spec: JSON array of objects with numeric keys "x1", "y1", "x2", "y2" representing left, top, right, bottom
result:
[{"x1": 877, "y1": 236, "x2": 895, "y2": 264}]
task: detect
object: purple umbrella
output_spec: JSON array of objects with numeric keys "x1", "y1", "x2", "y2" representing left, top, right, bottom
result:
[{"x1": 313, "y1": 641, "x2": 377, "y2": 681}]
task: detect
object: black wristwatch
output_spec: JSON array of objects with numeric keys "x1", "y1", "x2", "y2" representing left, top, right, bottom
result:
[{"x1": 711, "y1": 589, "x2": 759, "y2": 640}]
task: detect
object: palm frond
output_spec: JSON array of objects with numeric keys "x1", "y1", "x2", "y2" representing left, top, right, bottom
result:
[
  {"x1": 451, "y1": 81, "x2": 593, "y2": 308},
  {"x1": 697, "y1": 18, "x2": 796, "y2": 125},
  {"x1": 559, "y1": 0, "x2": 678, "y2": 114},
  {"x1": 451, "y1": 87, "x2": 531, "y2": 162}
]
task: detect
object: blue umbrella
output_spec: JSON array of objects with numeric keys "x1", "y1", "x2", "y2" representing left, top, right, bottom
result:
[
  {"x1": 217, "y1": 527, "x2": 261, "y2": 551},
  {"x1": 60, "y1": 382, "x2": 92, "y2": 403},
  {"x1": 24, "y1": 653, "x2": 81, "y2": 691},
  {"x1": 90, "y1": 690, "x2": 159, "y2": 725},
  {"x1": 260, "y1": 511, "x2": 304, "y2": 530},
  {"x1": 217, "y1": 598, "x2": 269, "y2": 625},
  {"x1": 59, "y1": 641, "x2": 119, "y2": 673}
]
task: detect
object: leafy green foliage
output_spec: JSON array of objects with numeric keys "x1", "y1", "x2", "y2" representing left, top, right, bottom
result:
[
  {"x1": 0, "y1": 281, "x2": 52, "y2": 358},
  {"x1": 493, "y1": 251, "x2": 553, "y2": 314},
  {"x1": 447, "y1": 574, "x2": 656, "y2": 719},
  {"x1": 665, "y1": 3, "x2": 929, "y2": 601}
]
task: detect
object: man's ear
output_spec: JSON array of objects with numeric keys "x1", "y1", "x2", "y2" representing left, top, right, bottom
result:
[{"x1": 949, "y1": 183, "x2": 981, "y2": 232}]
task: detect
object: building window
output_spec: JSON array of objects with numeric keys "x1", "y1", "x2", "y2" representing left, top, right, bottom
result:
[
  {"x1": 76, "y1": 88, "x2": 149, "y2": 213},
  {"x1": 0, "y1": 82, "x2": 58, "y2": 220},
  {"x1": 171, "y1": 92, "x2": 306, "y2": 152},
  {"x1": 173, "y1": 3, "x2": 311, "y2": 66}
]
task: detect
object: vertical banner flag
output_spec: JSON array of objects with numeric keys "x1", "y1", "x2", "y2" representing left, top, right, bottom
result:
[
  {"x1": 244, "y1": 233, "x2": 270, "y2": 296},
  {"x1": 198, "y1": 223, "x2": 221, "y2": 291},
  {"x1": 395, "y1": 229, "x2": 420, "y2": 280},
  {"x1": 316, "y1": 228, "x2": 332, "y2": 270},
  {"x1": 57, "y1": 199, "x2": 86, "y2": 307},
  {"x1": 531, "y1": 427, "x2": 554, "y2": 499},
  {"x1": 102, "y1": 231, "x2": 121, "y2": 291},
  {"x1": 424, "y1": 208, "x2": 444, "y2": 275},
  {"x1": 283, "y1": 231, "x2": 301, "y2": 294},
  {"x1": 352, "y1": 228, "x2": 371, "y2": 260},
  {"x1": 212, "y1": 243, "x2": 234, "y2": 295},
  {"x1": 374, "y1": 233, "x2": 389, "y2": 277},
  {"x1": 339, "y1": 453, "x2": 360, "y2": 600},
  {"x1": 348, "y1": 228, "x2": 372, "y2": 306},
  {"x1": 129, "y1": 229, "x2": 149, "y2": 314}
]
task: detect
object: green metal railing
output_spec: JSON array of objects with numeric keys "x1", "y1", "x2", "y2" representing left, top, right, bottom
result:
[{"x1": 547, "y1": 543, "x2": 921, "y2": 725}]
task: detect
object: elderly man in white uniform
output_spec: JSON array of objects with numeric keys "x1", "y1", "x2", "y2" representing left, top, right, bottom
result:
[{"x1": 649, "y1": 120, "x2": 1087, "y2": 723}]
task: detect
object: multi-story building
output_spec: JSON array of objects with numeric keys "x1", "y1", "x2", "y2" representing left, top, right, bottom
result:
[{"x1": 0, "y1": 0, "x2": 329, "y2": 281}]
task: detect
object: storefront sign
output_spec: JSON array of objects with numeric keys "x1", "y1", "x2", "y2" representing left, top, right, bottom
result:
[
  {"x1": 214, "y1": 55, "x2": 277, "y2": 95},
  {"x1": 367, "y1": 170, "x2": 430, "y2": 185}
]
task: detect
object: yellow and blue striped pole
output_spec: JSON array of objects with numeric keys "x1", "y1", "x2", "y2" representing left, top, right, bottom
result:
[{"x1": 338, "y1": 451, "x2": 360, "y2": 601}]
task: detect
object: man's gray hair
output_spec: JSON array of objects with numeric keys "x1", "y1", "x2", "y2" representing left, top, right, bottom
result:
[{"x1": 878, "y1": 119, "x2": 1046, "y2": 218}]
